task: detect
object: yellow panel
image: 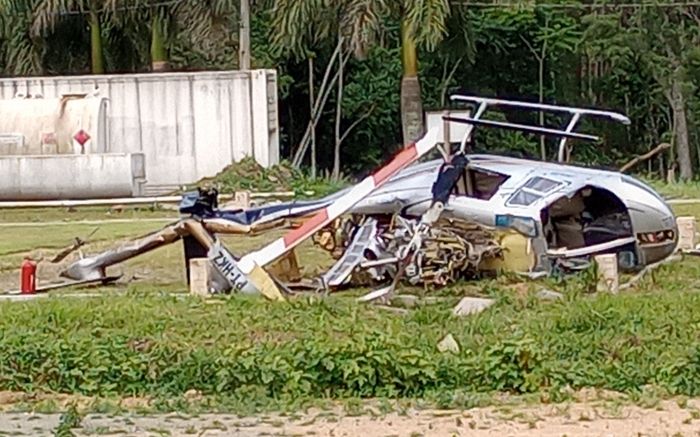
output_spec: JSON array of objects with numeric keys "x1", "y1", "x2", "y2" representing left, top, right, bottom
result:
[
  {"x1": 247, "y1": 263, "x2": 286, "y2": 301},
  {"x1": 481, "y1": 230, "x2": 535, "y2": 272}
]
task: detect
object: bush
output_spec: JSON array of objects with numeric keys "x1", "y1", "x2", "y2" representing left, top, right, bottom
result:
[
  {"x1": 184, "y1": 156, "x2": 350, "y2": 198},
  {"x1": 1, "y1": 285, "x2": 700, "y2": 402}
]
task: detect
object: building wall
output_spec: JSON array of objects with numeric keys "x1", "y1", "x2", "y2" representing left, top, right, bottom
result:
[{"x1": 0, "y1": 69, "x2": 279, "y2": 196}]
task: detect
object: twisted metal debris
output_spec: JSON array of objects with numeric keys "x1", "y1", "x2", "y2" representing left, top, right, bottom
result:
[{"x1": 313, "y1": 215, "x2": 503, "y2": 290}]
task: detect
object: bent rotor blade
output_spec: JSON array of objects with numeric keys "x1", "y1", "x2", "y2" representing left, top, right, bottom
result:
[
  {"x1": 238, "y1": 127, "x2": 441, "y2": 274},
  {"x1": 321, "y1": 218, "x2": 378, "y2": 288},
  {"x1": 442, "y1": 116, "x2": 600, "y2": 142}
]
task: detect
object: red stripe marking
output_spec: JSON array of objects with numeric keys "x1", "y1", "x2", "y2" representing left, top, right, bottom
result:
[
  {"x1": 372, "y1": 143, "x2": 418, "y2": 185},
  {"x1": 283, "y1": 209, "x2": 330, "y2": 247}
]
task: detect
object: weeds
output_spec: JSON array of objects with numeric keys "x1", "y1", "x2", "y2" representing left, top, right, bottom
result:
[
  {"x1": 53, "y1": 404, "x2": 83, "y2": 437},
  {"x1": 1, "y1": 259, "x2": 700, "y2": 411}
]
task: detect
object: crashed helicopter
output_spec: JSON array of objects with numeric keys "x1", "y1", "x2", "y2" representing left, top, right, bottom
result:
[{"x1": 57, "y1": 95, "x2": 678, "y2": 300}]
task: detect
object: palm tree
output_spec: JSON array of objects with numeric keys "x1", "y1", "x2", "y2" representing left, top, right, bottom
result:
[
  {"x1": 109, "y1": 0, "x2": 237, "y2": 72},
  {"x1": 0, "y1": 0, "x2": 44, "y2": 75},
  {"x1": 269, "y1": 0, "x2": 450, "y2": 150},
  {"x1": 399, "y1": 0, "x2": 450, "y2": 144},
  {"x1": 31, "y1": 0, "x2": 107, "y2": 74}
]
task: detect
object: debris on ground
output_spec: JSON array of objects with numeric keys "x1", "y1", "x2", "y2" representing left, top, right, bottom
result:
[
  {"x1": 453, "y1": 297, "x2": 495, "y2": 317},
  {"x1": 437, "y1": 333, "x2": 460, "y2": 353},
  {"x1": 536, "y1": 289, "x2": 564, "y2": 301}
]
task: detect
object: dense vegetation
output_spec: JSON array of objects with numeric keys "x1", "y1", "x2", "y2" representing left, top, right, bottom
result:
[
  {"x1": 2, "y1": 260, "x2": 700, "y2": 407},
  {"x1": 1, "y1": 1, "x2": 699, "y2": 182}
]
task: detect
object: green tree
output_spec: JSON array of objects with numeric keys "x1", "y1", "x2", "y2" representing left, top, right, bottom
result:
[
  {"x1": 0, "y1": 0, "x2": 44, "y2": 75},
  {"x1": 398, "y1": 0, "x2": 450, "y2": 144},
  {"x1": 270, "y1": 0, "x2": 451, "y2": 175},
  {"x1": 107, "y1": 0, "x2": 237, "y2": 72},
  {"x1": 30, "y1": 0, "x2": 106, "y2": 74},
  {"x1": 469, "y1": 4, "x2": 580, "y2": 160},
  {"x1": 584, "y1": 4, "x2": 700, "y2": 180}
]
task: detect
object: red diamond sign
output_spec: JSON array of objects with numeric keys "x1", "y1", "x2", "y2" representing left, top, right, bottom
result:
[{"x1": 74, "y1": 129, "x2": 90, "y2": 146}]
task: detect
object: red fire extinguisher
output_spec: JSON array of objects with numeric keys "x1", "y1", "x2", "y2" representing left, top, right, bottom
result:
[{"x1": 20, "y1": 257, "x2": 37, "y2": 294}]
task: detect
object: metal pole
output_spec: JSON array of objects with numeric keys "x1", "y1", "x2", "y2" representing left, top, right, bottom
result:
[
  {"x1": 239, "y1": 0, "x2": 251, "y2": 70},
  {"x1": 459, "y1": 102, "x2": 487, "y2": 153},
  {"x1": 557, "y1": 113, "x2": 581, "y2": 162}
]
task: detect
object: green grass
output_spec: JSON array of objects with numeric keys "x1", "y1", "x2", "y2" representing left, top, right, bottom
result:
[
  {"x1": 0, "y1": 222, "x2": 168, "y2": 257},
  {"x1": 0, "y1": 206, "x2": 177, "y2": 223},
  {"x1": 644, "y1": 178, "x2": 700, "y2": 199},
  {"x1": 0, "y1": 261, "x2": 699, "y2": 413}
]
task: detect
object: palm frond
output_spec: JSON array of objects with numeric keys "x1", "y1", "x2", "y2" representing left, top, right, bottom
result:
[
  {"x1": 403, "y1": 0, "x2": 450, "y2": 50},
  {"x1": 340, "y1": 0, "x2": 387, "y2": 59}
]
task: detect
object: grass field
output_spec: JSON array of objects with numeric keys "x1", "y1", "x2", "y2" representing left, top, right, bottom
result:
[{"x1": 2, "y1": 185, "x2": 700, "y2": 435}]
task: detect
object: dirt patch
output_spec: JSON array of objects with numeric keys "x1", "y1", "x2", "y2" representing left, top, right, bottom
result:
[
  {"x1": 3, "y1": 399, "x2": 700, "y2": 436},
  {"x1": 0, "y1": 391, "x2": 25, "y2": 406},
  {"x1": 118, "y1": 396, "x2": 152, "y2": 410}
]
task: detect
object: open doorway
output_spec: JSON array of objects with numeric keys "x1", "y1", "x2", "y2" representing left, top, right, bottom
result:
[{"x1": 541, "y1": 186, "x2": 633, "y2": 250}]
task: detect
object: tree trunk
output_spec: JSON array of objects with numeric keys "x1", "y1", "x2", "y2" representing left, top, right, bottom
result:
[
  {"x1": 538, "y1": 38, "x2": 548, "y2": 161},
  {"x1": 88, "y1": 10, "x2": 104, "y2": 74},
  {"x1": 239, "y1": 0, "x2": 251, "y2": 70},
  {"x1": 309, "y1": 57, "x2": 316, "y2": 178},
  {"x1": 333, "y1": 50, "x2": 345, "y2": 181},
  {"x1": 291, "y1": 40, "x2": 345, "y2": 167},
  {"x1": 150, "y1": 15, "x2": 170, "y2": 72},
  {"x1": 400, "y1": 20, "x2": 424, "y2": 145},
  {"x1": 668, "y1": 75, "x2": 693, "y2": 180}
]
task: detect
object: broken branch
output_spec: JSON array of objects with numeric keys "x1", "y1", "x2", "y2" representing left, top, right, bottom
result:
[
  {"x1": 619, "y1": 142, "x2": 671, "y2": 173},
  {"x1": 338, "y1": 103, "x2": 377, "y2": 145},
  {"x1": 619, "y1": 254, "x2": 680, "y2": 290}
]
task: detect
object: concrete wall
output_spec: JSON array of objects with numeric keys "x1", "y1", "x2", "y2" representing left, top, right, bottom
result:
[
  {"x1": 0, "y1": 70, "x2": 279, "y2": 196},
  {"x1": 0, "y1": 153, "x2": 145, "y2": 200}
]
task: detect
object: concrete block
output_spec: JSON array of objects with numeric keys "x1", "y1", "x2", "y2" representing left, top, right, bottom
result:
[
  {"x1": 595, "y1": 253, "x2": 618, "y2": 293},
  {"x1": 235, "y1": 191, "x2": 252, "y2": 209},
  {"x1": 453, "y1": 297, "x2": 495, "y2": 317},
  {"x1": 677, "y1": 216, "x2": 697, "y2": 251},
  {"x1": 189, "y1": 258, "x2": 210, "y2": 296}
]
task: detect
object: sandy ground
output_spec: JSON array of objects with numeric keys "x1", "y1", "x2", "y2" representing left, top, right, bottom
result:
[{"x1": 3, "y1": 400, "x2": 700, "y2": 437}]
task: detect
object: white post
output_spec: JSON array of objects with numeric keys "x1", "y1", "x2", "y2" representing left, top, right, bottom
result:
[
  {"x1": 234, "y1": 191, "x2": 251, "y2": 209},
  {"x1": 676, "y1": 216, "x2": 697, "y2": 251},
  {"x1": 595, "y1": 254, "x2": 619, "y2": 294},
  {"x1": 189, "y1": 258, "x2": 210, "y2": 296}
]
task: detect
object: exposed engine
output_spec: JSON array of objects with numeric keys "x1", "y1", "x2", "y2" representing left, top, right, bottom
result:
[{"x1": 313, "y1": 215, "x2": 503, "y2": 289}]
